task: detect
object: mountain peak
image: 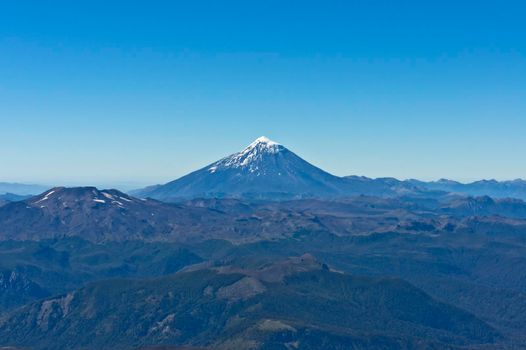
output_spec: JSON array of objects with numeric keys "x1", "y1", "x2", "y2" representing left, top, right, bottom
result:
[
  {"x1": 241, "y1": 136, "x2": 282, "y2": 154},
  {"x1": 207, "y1": 137, "x2": 285, "y2": 174},
  {"x1": 252, "y1": 136, "x2": 279, "y2": 146},
  {"x1": 28, "y1": 186, "x2": 142, "y2": 210}
]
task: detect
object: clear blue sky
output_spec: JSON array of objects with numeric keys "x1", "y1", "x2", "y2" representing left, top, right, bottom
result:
[{"x1": 0, "y1": 1, "x2": 525, "y2": 188}]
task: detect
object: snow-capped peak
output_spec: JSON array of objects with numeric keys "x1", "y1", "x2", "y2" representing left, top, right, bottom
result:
[
  {"x1": 251, "y1": 136, "x2": 279, "y2": 146},
  {"x1": 241, "y1": 136, "x2": 281, "y2": 155},
  {"x1": 208, "y1": 136, "x2": 284, "y2": 173}
]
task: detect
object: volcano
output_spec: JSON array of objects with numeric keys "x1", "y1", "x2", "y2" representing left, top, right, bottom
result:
[{"x1": 133, "y1": 136, "x2": 356, "y2": 201}]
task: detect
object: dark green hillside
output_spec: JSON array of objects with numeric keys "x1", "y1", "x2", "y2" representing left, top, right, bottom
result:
[
  {"x1": 0, "y1": 256, "x2": 498, "y2": 350},
  {"x1": 0, "y1": 238, "x2": 202, "y2": 310}
]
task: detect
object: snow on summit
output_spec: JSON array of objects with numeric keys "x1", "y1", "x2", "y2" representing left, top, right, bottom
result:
[
  {"x1": 250, "y1": 136, "x2": 279, "y2": 146},
  {"x1": 241, "y1": 136, "x2": 282, "y2": 155},
  {"x1": 208, "y1": 136, "x2": 284, "y2": 173}
]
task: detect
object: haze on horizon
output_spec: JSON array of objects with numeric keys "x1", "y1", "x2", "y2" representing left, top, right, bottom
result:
[{"x1": 1, "y1": 1, "x2": 525, "y2": 187}]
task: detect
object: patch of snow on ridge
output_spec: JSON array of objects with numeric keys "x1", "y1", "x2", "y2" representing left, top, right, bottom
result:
[
  {"x1": 208, "y1": 165, "x2": 218, "y2": 173},
  {"x1": 102, "y1": 192, "x2": 114, "y2": 200},
  {"x1": 35, "y1": 190, "x2": 56, "y2": 204}
]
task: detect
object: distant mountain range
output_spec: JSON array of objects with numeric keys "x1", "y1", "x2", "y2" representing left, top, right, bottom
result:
[
  {"x1": 0, "y1": 192, "x2": 31, "y2": 203},
  {"x1": 408, "y1": 178, "x2": 526, "y2": 200},
  {"x1": 132, "y1": 137, "x2": 526, "y2": 201},
  {"x1": 2, "y1": 186, "x2": 526, "y2": 243},
  {"x1": 0, "y1": 182, "x2": 48, "y2": 196},
  {"x1": 2, "y1": 137, "x2": 525, "y2": 202}
]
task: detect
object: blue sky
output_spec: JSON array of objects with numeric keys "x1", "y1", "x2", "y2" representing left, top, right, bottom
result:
[{"x1": 0, "y1": 1, "x2": 525, "y2": 188}]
